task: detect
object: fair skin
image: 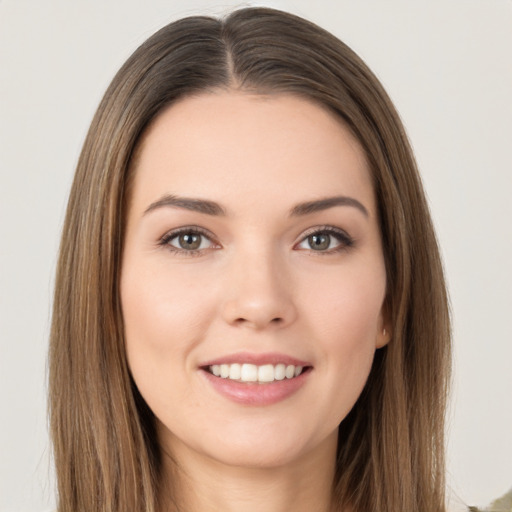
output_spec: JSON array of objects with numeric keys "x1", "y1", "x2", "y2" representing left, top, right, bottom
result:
[{"x1": 121, "y1": 91, "x2": 390, "y2": 512}]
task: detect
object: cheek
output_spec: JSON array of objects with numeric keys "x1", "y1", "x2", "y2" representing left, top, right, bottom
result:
[
  {"x1": 318, "y1": 285, "x2": 381, "y2": 383},
  {"x1": 303, "y1": 262, "x2": 385, "y2": 343},
  {"x1": 300, "y1": 264, "x2": 385, "y2": 413},
  {"x1": 120, "y1": 261, "x2": 221, "y2": 427},
  {"x1": 120, "y1": 261, "x2": 216, "y2": 373}
]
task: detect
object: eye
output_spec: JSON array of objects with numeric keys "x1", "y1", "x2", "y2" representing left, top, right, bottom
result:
[
  {"x1": 160, "y1": 227, "x2": 217, "y2": 254},
  {"x1": 296, "y1": 227, "x2": 354, "y2": 253}
]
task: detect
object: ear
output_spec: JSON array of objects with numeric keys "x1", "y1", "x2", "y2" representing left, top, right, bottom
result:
[
  {"x1": 376, "y1": 325, "x2": 391, "y2": 349},
  {"x1": 375, "y1": 301, "x2": 391, "y2": 349}
]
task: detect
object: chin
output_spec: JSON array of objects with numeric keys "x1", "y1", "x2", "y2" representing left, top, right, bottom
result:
[
  {"x1": 199, "y1": 449, "x2": 306, "y2": 472},
  {"x1": 168, "y1": 419, "x2": 337, "y2": 473},
  {"x1": 208, "y1": 440, "x2": 306, "y2": 470}
]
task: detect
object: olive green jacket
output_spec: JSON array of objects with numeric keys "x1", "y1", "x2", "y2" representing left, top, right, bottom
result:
[{"x1": 469, "y1": 488, "x2": 512, "y2": 512}]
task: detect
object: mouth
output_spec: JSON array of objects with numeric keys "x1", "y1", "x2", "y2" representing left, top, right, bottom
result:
[
  {"x1": 199, "y1": 353, "x2": 312, "y2": 405},
  {"x1": 204, "y1": 363, "x2": 310, "y2": 383}
]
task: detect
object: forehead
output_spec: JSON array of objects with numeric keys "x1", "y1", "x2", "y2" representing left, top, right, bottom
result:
[{"x1": 130, "y1": 91, "x2": 375, "y2": 216}]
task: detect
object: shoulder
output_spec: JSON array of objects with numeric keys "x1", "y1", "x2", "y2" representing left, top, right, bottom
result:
[{"x1": 468, "y1": 487, "x2": 512, "y2": 512}]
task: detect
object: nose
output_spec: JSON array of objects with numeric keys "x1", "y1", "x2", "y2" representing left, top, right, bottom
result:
[{"x1": 220, "y1": 248, "x2": 297, "y2": 330}]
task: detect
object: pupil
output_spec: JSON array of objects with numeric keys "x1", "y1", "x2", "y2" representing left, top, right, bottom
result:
[
  {"x1": 179, "y1": 233, "x2": 201, "y2": 250},
  {"x1": 309, "y1": 234, "x2": 330, "y2": 251}
]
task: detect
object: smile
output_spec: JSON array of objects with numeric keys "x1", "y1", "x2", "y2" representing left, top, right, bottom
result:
[
  {"x1": 200, "y1": 353, "x2": 312, "y2": 405},
  {"x1": 208, "y1": 363, "x2": 305, "y2": 383}
]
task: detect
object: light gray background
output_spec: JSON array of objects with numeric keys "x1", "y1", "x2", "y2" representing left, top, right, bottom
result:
[{"x1": 0, "y1": 1, "x2": 511, "y2": 511}]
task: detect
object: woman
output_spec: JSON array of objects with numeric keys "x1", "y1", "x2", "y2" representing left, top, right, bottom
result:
[{"x1": 49, "y1": 7, "x2": 451, "y2": 512}]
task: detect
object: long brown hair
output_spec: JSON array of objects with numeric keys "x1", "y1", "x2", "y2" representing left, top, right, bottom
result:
[{"x1": 49, "y1": 7, "x2": 451, "y2": 512}]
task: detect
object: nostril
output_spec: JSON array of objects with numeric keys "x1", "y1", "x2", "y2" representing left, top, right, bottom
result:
[{"x1": 232, "y1": 316, "x2": 284, "y2": 327}]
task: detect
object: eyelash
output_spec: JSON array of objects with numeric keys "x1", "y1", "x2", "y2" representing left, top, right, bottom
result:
[
  {"x1": 298, "y1": 225, "x2": 354, "y2": 254},
  {"x1": 159, "y1": 226, "x2": 217, "y2": 257},
  {"x1": 158, "y1": 225, "x2": 354, "y2": 257}
]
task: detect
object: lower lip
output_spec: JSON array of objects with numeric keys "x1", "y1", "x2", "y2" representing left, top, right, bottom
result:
[{"x1": 200, "y1": 368, "x2": 311, "y2": 406}]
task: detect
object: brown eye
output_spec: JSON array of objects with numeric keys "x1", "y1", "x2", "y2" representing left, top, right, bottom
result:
[
  {"x1": 162, "y1": 228, "x2": 215, "y2": 253},
  {"x1": 296, "y1": 227, "x2": 354, "y2": 253},
  {"x1": 177, "y1": 232, "x2": 202, "y2": 250}
]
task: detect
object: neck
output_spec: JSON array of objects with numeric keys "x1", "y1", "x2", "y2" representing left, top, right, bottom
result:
[{"x1": 158, "y1": 432, "x2": 338, "y2": 512}]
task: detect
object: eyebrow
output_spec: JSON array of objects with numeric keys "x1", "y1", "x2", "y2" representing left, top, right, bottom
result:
[
  {"x1": 289, "y1": 196, "x2": 368, "y2": 218},
  {"x1": 144, "y1": 194, "x2": 368, "y2": 218},
  {"x1": 144, "y1": 194, "x2": 226, "y2": 216}
]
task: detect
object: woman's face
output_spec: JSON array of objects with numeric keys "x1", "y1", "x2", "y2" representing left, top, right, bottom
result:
[{"x1": 121, "y1": 92, "x2": 389, "y2": 470}]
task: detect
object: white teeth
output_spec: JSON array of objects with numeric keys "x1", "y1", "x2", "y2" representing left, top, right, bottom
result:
[
  {"x1": 258, "y1": 364, "x2": 275, "y2": 382},
  {"x1": 229, "y1": 363, "x2": 241, "y2": 380},
  {"x1": 274, "y1": 364, "x2": 286, "y2": 380},
  {"x1": 240, "y1": 364, "x2": 258, "y2": 382},
  {"x1": 208, "y1": 363, "x2": 305, "y2": 382}
]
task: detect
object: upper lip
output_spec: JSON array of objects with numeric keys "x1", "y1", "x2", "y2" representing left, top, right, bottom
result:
[{"x1": 200, "y1": 352, "x2": 311, "y2": 368}]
